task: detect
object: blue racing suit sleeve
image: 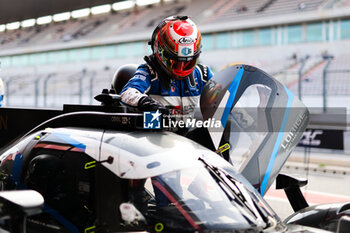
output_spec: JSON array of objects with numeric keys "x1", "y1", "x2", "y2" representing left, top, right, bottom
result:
[
  {"x1": 120, "y1": 64, "x2": 153, "y2": 107},
  {"x1": 120, "y1": 64, "x2": 152, "y2": 94}
]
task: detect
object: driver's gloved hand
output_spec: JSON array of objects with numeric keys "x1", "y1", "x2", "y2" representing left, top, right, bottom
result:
[{"x1": 138, "y1": 96, "x2": 170, "y2": 114}]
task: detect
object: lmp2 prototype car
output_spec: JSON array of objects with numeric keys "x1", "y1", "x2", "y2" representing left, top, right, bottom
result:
[{"x1": 0, "y1": 64, "x2": 349, "y2": 233}]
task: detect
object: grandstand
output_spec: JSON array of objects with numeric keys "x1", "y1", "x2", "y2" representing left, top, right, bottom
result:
[{"x1": 0, "y1": 0, "x2": 350, "y2": 109}]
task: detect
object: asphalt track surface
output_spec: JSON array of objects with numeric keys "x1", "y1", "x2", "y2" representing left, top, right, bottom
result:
[{"x1": 265, "y1": 149, "x2": 350, "y2": 220}]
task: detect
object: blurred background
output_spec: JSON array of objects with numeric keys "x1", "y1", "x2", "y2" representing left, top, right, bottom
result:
[
  {"x1": 0, "y1": 0, "x2": 350, "y2": 220},
  {"x1": 1, "y1": 0, "x2": 350, "y2": 109}
]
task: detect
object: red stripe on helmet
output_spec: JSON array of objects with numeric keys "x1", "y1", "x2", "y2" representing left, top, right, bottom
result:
[{"x1": 166, "y1": 22, "x2": 178, "y2": 53}]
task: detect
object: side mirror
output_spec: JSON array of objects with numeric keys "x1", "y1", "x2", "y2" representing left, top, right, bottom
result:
[
  {"x1": 119, "y1": 203, "x2": 145, "y2": 225},
  {"x1": 276, "y1": 173, "x2": 308, "y2": 212},
  {"x1": 0, "y1": 190, "x2": 44, "y2": 233}
]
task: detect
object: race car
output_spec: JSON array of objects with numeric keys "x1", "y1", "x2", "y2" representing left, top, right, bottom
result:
[{"x1": 0, "y1": 64, "x2": 348, "y2": 233}]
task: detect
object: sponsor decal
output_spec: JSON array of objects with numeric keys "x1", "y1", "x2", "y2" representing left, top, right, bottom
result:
[
  {"x1": 281, "y1": 112, "x2": 307, "y2": 150},
  {"x1": 299, "y1": 130, "x2": 323, "y2": 146},
  {"x1": 181, "y1": 47, "x2": 192, "y2": 56},
  {"x1": 111, "y1": 116, "x2": 131, "y2": 125},
  {"x1": 298, "y1": 129, "x2": 344, "y2": 150},
  {"x1": 131, "y1": 75, "x2": 146, "y2": 82},
  {"x1": 137, "y1": 70, "x2": 149, "y2": 76},
  {"x1": 173, "y1": 21, "x2": 193, "y2": 36},
  {"x1": 281, "y1": 113, "x2": 306, "y2": 149},
  {"x1": 179, "y1": 37, "x2": 193, "y2": 44}
]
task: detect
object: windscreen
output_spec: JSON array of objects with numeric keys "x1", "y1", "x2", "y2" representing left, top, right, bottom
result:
[
  {"x1": 145, "y1": 161, "x2": 266, "y2": 232},
  {"x1": 225, "y1": 84, "x2": 272, "y2": 170}
]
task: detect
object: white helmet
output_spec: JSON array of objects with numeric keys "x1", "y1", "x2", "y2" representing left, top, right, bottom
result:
[{"x1": 150, "y1": 16, "x2": 202, "y2": 80}]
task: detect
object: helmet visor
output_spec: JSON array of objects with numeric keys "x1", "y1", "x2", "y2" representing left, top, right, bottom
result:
[
  {"x1": 155, "y1": 34, "x2": 200, "y2": 78},
  {"x1": 169, "y1": 58, "x2": 198, "y2": 77},
  {"x1": 158, "y1": 47, "x2": 199, "y2": 77}
]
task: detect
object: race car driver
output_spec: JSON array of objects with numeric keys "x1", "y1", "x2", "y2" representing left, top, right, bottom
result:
[{"x1": 120, "y1": 15, "x2": 213, "y2": 115}]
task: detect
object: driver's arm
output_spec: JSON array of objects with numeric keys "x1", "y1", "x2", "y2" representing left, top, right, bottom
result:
[{"x1": 120, "y1": 66, "x2": 164, "y2": 111}]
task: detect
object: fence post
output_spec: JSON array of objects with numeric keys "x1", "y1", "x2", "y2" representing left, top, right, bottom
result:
[
  {"x1": 43, "y1": 73, "x2": 54, "y2": 107},
  {"x1": 298, "y1": 55, "x2": 309, "y2": 100},
  {"x1": 5, "y1": 77, "x2": 13, "y2": 106},
  {"x1": 79, "y1": 68, "x2": 87, "y2": 104},
  {"x1": 34, "y1": 75, "x2": 41, "y2": 107},
  {"x1": 89, "y1": 71, "x2": 97, "y2": 105},
  {"x1": 322, "y1": 56, "x2": 333, "y2": 113}
]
